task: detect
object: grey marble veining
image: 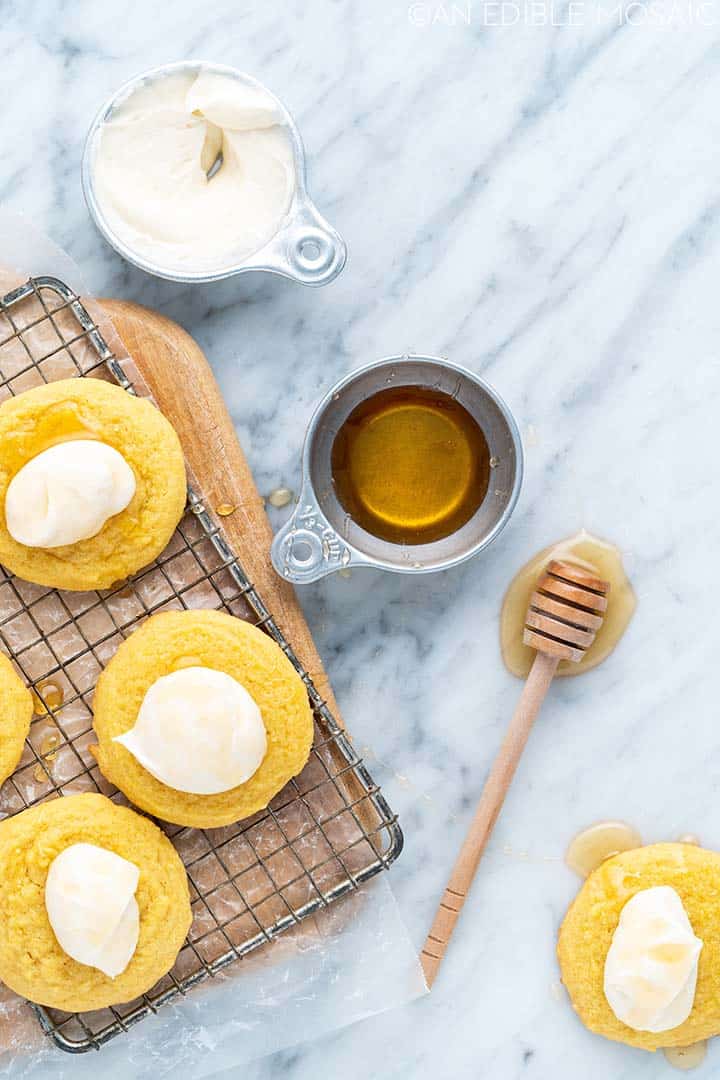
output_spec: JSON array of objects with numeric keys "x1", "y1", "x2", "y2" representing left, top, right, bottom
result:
[{"x1": 3, "y1": 0, "x2": 720, "y2": 1076}]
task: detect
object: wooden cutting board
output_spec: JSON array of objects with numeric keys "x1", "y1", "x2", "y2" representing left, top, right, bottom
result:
[{"x1": 97, "y1": 298, "x2": 341, "y2": 723}]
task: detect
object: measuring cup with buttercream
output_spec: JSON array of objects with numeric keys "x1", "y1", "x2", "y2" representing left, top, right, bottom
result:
[{"x1": 83, "y1": 61, "x2": 346, "y2": 286}]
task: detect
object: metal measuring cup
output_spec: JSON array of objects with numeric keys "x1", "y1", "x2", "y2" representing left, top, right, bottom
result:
[
  {"x1": 271, "y1": 355, "x2": 524, "y2": 583},
  {"x1": 82, "y1": 61, "x2": 346, "y2": 287}
]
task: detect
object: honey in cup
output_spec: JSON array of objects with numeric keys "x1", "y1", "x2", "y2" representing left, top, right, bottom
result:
[
  {"x1": 330, "y1": 386, "x2": 491, "y2": 545},
  {"x1": 271, "y1": 356, "x2": 523, "y2": 583}
]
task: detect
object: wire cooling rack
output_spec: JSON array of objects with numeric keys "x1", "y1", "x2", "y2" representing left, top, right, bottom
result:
[{"x1": 0, "y1": 276, "x2": 403, "y2": 1054}]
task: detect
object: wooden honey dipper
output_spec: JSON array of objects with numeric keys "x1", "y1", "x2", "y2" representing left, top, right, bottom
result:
[{"x1": 420, "y1": 559, "x2": 610, "y2": 987}]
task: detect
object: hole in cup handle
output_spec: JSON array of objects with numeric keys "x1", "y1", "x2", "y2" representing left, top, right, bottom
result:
[
  {"x1": 270, "y1": 497, "x2": 354, "y2": 584},
  {"x1": 284, "y1": 203, "x2": 347, "y2": 287}
]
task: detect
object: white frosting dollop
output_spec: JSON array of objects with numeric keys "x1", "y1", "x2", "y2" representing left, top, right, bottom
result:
[
  {"x1": 93, "y1": 69, "x2": 295, "y2": 272},
  {"x1": 114, "y1": 666, "x2": 267, "y2": 795},
  {"x1": 45, "y1": 842, "x2": 140, "y2": 978},
  {"x1": 5, "y1": 439, "x2": 135, "y2": 549},
  {"x1": 604, "y1": 885, "x2": 703, "y2": 1033}
]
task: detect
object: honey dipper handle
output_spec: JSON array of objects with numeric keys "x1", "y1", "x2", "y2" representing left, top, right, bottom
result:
[{"x1": 420, "y1": 650, "x2": 559, "y2": 988}]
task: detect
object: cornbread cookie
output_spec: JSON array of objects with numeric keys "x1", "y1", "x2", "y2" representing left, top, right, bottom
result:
[
  {"x1": 0, "y1": 378, "x2": 186, "y2": 590},
  {"x1": 92, "y1": 609, "x2": 314, "y2": 828},
  {"x1": 0, "y1": 793, "x2": 191, "y2": 1011},
  {"x1": 0, "y1": 653, "x2": 32, "y2": 784},
  {"x1": 558, "y1": 842, "x2": 720, "y2": 1050}
]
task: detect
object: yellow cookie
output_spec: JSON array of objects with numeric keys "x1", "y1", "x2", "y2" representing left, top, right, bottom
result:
[
  {"x1": 0, "y1": 793, "x2": 191, "y2": 1011},
  {"x1": 0, "y1": 378, "x2": 186, "y2": 590},
  {"x1": 0, "y1": 653, "x2": 32, "y2": 785},
  {"x1": 558, "y1": 842, "x2": 720, "y2": 1050},
  {"x1": 92, "y1": 609, "x2": 314, "y2": 828}
]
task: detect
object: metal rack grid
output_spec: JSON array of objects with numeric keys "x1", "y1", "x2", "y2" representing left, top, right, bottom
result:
[{"x1": 0, "y1": 276, "x2": 403, "y2": 1054}]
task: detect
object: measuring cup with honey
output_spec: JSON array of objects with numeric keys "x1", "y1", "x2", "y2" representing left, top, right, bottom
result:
[{"x1": 271, "y1": 355, "x2": 523, "y2": 583}]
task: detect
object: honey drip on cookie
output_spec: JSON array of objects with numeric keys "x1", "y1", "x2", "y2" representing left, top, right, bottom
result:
[
  {"x1": 565, "y1": 821, "x2": 642, "y2": 878},
  {"x1": 500, "y1": 531, "x2": 636, "y2": 677},
  {"x1": 172, "y1": 655, "x2": 203, "y2": 670},
  {"x1": 8, "y1": 401, "x2": 100, "y2": 463}
]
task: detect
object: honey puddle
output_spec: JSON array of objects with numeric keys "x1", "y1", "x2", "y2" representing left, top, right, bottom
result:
[
  {"x1": 663, "y1": 1043, "x2": 707, "y2": 1070},
  {"x1": 32, "y1": 680, "x2": 64, "y2": 714},
  {"x1": 565, "y1": 821, "x2": 642, "y2": 878},
  {"x1": 40, "y1": 730, "x2": 61, "y2": 757},
  {"x1": 267, "y1": 487, "x2": 294, "y2": 509},
  {"x1": 172, "y1": 655, "x2": 203, "y2": 670},
  {"x1": 500, "y1": 530, "x2": 636, "y2": 678},
  {"x1": 565, "y1": 823, "x2": 707, "y2": 1070}
]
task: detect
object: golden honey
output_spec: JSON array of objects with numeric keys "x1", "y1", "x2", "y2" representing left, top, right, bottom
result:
[
  {"x1": 40, "y1": 730, "x2": 61, "y2": 757},
  {"x1": 664, "y1": 1042, "x2": 707, "y2": 1070},
  {"x1": 500, "y1": 531, "x2": 636, "y2": 678},
  {"x1": 565, "y1": 821, "x2": 642, "y2": 878},
  {"x1": 4, "y1": 400, "x2": 100, "y2": 472},
  {"x1": 267, "y1": 487, "x2": 294, "y2": 509},
  {"x1": 172, "y1": 655, "x2": 203, "y2": 670},
  {"x1": 34, "y1": 680, "x2": 64, "y2": 712},
  {"x1": 330, "y1": 386, "x2": 490, "y2": 545}
]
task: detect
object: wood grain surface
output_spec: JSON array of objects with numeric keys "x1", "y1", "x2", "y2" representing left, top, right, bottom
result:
[{"x1": 97, "y1": 297, "x2": 342, "y2": 723}]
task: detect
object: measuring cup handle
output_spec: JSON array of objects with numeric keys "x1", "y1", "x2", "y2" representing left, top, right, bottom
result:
[
  {"x1": 271, "y1": 494, "x2": 354, "y2": 584},
  {"x1": 281, "y1": 200, "x2": 347, "y2": 287}
]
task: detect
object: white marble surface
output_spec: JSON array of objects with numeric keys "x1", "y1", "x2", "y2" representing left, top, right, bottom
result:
[{"x1": 3, "y1": 0, "x2": 720, "y2": 1076}]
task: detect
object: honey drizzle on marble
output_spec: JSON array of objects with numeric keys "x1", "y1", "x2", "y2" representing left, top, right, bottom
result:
[
  {"x1": 267, "y1": 487, "x2": 293, "y2": 509},
  {"x1": 501, "y1": 531, "x2": 636, "y2": 678},
  {"x1": 663, "y1": 1042, "x2": 707, "y2": 1070},
  {"x1": 565, "y1": 821, "x2": 642, "y2": 878}
]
